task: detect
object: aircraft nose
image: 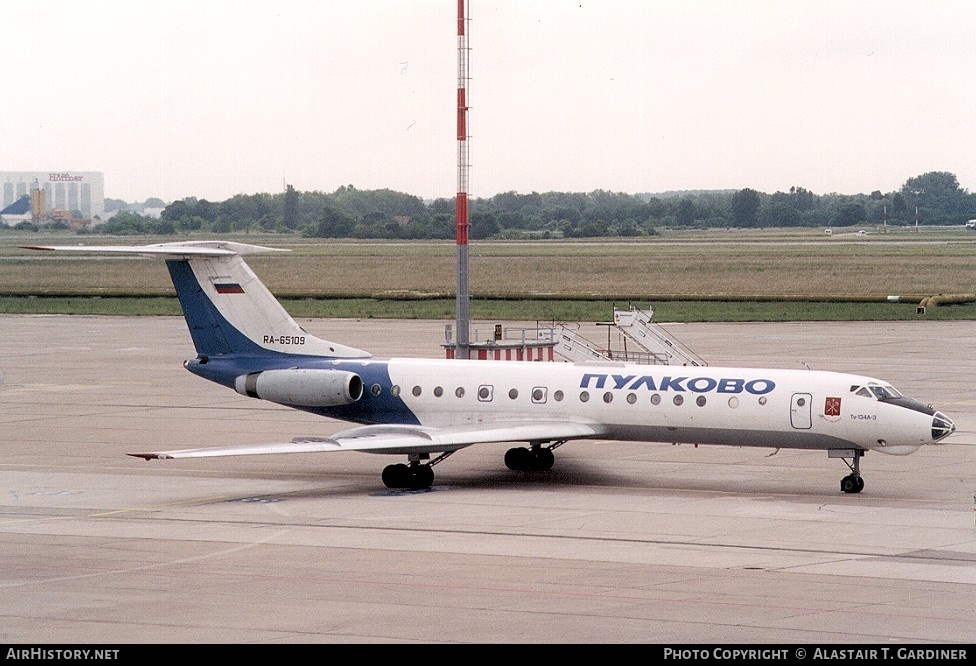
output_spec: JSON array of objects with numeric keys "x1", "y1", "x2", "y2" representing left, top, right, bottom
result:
[{"x1": 931, "y1": 412, "x2": 955, "y2": 443}]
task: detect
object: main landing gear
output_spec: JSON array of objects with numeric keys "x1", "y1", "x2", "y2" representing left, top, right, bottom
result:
[
  {"x1": 381, "y1": 451, "x2": 455, "y2": 491},
  {"x1": 830, "y1": 449, "x2": 865, "y2": 494},
  {"x1": 504, "y1": 441, "x2": 564, "y2": 472},
  {"x1": 380, "y1": 441, "x2": 566, "y2": 490}
]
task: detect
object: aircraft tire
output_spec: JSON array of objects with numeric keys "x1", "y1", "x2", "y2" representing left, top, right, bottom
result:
[
  {"x1": 841, "y1": 475, "x2": 863, "y2": 494},
  {"x1": 382, "y1": 463, "x2": 434, "y2": 490},
  {"x1": 534, "y1": 447, "x2": 555, "y2": 471},
  {"x1": 505, "y1": 447, "x2": 531, "y2": 471},
  {"x1": 410, "y1": 465, "x2": 434, "y2": 490},
  {"x1": 382, "y1": 463, "x2": 409, "y2": 489},
  {"x1": 505, "y1": 446, "x2": 554, "y2": 472}
]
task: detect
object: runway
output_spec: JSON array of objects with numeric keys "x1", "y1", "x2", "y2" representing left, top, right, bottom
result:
[{"x1": 1, "y1": 315, "x2": 973, "y2": 644}]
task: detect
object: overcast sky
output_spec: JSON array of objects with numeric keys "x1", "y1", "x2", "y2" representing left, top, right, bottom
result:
[{"x1": 3, "y1": 1, "x2": 973, "y2": 203}]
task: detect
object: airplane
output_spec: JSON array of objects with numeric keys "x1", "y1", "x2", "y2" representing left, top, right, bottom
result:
[{"x1": 24, "y1": 240, "x2": 956, "y2": 493}]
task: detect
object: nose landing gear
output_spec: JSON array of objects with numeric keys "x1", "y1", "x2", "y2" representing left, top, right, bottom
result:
[{"x1": 832, "y1": 448, "x2": 865, "y2": 494}]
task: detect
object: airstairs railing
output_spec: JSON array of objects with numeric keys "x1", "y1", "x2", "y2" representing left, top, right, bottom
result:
[
  {"x1": 609, "y1": 306, "x2": 706, "y2": 367},
  {"x1": 542, "y1": 306, "x2": 706, "y2": 367}
]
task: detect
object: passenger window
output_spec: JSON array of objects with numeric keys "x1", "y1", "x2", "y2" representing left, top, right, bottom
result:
[
  {"x1": 579, "y1": 391, "x2": 590, "y2": 403},
  {"x1": 478, "y1": 385, "x2": 494, "y2": 402},
  {"x1": 531, "y1": 387, "x2": 547, "y2": 404}
]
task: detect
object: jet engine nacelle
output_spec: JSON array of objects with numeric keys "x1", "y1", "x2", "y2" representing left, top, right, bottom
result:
[{"x1": 235, "y1": 369, "x2": 363, "y2": 407}]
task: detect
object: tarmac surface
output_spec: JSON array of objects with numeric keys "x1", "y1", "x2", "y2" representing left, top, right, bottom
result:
[{"x1": 1, "y1": 315, "x2": 973, "y2": 644}]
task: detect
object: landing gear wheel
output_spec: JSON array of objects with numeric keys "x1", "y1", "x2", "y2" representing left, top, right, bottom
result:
[
  {"x1": 505, "y1": 446, "x2": 555, "y2": 472},
  {"x1": 505, "y1": 447, "x2": 532, "y2": 471},
  {"x1": 534, "y1": 447, "x2": 555, "y2": 471},
  {"x1": 382, "y1": 463, "x2": 434, "y2": 490},
  {"x1": 382, "y1": 463, "x2": 409, "y2": 489},
  {"x1": 840, "y1": 474, "x2": 864, "y2": 494},
  {"x1": 411, "y1": 464, "x2": 434, "y2": 490}
]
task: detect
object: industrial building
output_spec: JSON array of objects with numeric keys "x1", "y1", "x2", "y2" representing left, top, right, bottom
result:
[{"x1": 0, "y1": 171, "x2": 105, "y2": 223}]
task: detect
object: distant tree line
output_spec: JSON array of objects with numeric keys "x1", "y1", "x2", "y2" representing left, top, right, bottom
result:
[{"x1": 11, "y1": 171, "x2": 973, "y2": 238}]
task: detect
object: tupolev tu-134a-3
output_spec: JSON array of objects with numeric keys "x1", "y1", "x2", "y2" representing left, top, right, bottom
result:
[{"x1": 24, "y1": 241, "x2": 955, "y2": 493}]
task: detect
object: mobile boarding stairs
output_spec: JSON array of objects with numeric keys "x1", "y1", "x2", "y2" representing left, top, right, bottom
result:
[{"x1": 546, "y1": 306, "x2": 706, "y2": 367}]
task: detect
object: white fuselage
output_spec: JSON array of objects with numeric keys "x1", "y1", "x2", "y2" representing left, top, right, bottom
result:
[{"x1": 372, "y1": 358, "x2": 936, "y2": 455}]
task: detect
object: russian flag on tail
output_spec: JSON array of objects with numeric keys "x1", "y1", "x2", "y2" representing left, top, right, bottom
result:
[{"x1": 214, "y1": 283, "x2": 245, "y2": 294}]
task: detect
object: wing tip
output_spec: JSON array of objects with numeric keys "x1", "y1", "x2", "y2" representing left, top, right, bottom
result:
[{"x1": 127, "y1": 452, "x2": 172, "y2": 460}]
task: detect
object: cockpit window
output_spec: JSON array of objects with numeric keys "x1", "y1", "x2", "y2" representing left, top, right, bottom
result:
[
  {"x1": 869, "y1": 385, "x2": 898, "y2": 400},
  {"x1": 857, "y1": 384, "x2": 902, "y2": 400}
]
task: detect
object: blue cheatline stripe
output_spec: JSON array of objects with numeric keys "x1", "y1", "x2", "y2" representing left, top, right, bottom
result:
[
  {"x1": 183, "y1": 355, "x2": 420, "y2": 425},
  {"x1": 165, "y1": 259, "x2": 267, "y2": 357}
]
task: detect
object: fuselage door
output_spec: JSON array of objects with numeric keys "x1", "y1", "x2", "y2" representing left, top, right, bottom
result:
[{"x1": 790, "y1": 393, "x2": 813, "y2": 429}]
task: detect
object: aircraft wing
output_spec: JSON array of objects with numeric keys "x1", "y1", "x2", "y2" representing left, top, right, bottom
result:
[{"x1": 128, "y1": 421, "x2": 609, "y2": 460}]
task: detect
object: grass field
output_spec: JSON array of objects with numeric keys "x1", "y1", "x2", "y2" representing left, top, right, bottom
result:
[{"x1": 1, "y1": 228, "x2": 973, "y2": 321}]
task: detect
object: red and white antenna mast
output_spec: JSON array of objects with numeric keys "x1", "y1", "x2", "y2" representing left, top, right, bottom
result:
[
  {"x1": 913, "y1": 190, "x2": 922, "y2": 234},
  {"x1": 454, "y1": 0, "x2": 471, "y2": 359}
]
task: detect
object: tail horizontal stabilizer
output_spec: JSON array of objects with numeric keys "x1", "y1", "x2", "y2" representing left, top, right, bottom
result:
[{"x1": 23, "y1": 241, "x2": 371, "y2": 359}]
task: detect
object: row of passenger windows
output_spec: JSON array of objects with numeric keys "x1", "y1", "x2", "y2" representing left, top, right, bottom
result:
[
  {"x1": 376, "y1": 383, "x2": 767, "y2": 408},
  {"x1": 383, "y1": 384, "x2": 561, "y2": 402}
]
